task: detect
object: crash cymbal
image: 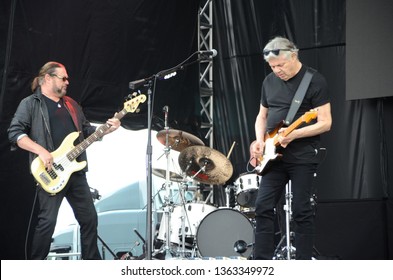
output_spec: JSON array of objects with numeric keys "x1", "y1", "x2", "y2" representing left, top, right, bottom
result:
[
  {"x1": 156, "y1": 129, "x2": 204, "y2": 152},
  {"x1": 178, "y1": 146, "x2": 233, "y2": 185},
  {"x1": 152, "y1": 168, "x2": 184, "y2": 182}
]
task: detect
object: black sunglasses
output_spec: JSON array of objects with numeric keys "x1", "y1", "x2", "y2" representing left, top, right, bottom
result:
[
  {"x1": 50, "y1": 74, "x2": 69, "y2": 82},
  {"x1": 263, "y1": 48, "x2": 293, "y2": 57}
]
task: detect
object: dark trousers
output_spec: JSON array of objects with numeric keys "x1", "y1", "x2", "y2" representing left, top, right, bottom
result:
[
  {"x1": 30, "y1": 172, "x2": 101, "y2": 260},
  {"x1": 253, "y1": 162, "x2": 318, "y2": 260}
]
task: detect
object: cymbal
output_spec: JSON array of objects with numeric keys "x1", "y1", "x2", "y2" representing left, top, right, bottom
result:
[
  {"x1": 152, "y1": 168, "x2": 184, "y2": 182},
  {"x1": 156, "y1": 129, "x2": 204, "y2": 152},
  {"x1": 178, "y1": 146, "x2": 233, "y2": 185}
]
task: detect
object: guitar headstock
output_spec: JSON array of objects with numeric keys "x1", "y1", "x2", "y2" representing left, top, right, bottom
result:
[
  {"x1": 123, "y1": 93, "x2": 147, "y2": 113},
  {"x1": 302, "y1": 110, "x2": 318, "y2": 123}
]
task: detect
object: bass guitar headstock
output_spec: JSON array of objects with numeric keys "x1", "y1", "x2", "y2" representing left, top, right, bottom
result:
[{"x1": 123, "y1": 93, "x2": 147, "y2": 113}]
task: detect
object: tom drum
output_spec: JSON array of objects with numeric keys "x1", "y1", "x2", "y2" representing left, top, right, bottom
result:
[{"x1": 235, "y1": 173, "x2": 261, "y2": 208}]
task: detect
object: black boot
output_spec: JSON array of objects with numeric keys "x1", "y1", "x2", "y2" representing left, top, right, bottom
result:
[{"x1": 294, "y1": 232, "x2": 314, "y2": 260}]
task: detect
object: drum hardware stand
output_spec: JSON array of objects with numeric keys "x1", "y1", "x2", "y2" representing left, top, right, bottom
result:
[
  {"x1": 98, "y1": 234, "x2": 118, "y2": 260},
  {"x1": 189, "y1": 162, "x2": 215, "y2": 206},
  {"x1": 131, "y1": 228, "x2": 146, "y2": 259},
  {"x1": 225, "y1": 185, "x2": 236, "y2": 208},
  {"x1": 204, "y1": 190, "x2": 213, "y2": 205},
  {"x1": 222, "y1": 141, "x2": 237, "y2": 208},
  {"x1": 159, "y1": 105, "x2": 178, "y2": 259},
  {"x1": 129, "y1": 50, "x2": 209, "y2": 260},
  {"x1": 273, "y1": 181, "x2": 296, "y2": 260},
  {"x1": 170, "y1": 179, "x2": 190, "y2": 259},
  {"x1": 194, "y1": 186, "x2": 203, "y2": 203}
]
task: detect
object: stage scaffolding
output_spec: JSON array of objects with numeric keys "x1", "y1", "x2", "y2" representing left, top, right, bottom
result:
[{"x1": 199, "y1": 0, "x2": 214, "y2": 148}]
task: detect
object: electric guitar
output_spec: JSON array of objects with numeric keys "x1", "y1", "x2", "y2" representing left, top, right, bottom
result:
[
  {"x1": 250, "y1": 110, "x2": 318, "y2": 175},
  {"x1": 30, "y1": 94, "x2": 146, "y2": 194}
]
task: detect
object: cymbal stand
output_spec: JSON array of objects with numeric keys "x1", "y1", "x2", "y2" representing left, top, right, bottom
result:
[
  {"x1": 190, "y1": 164, "x2": 206, "y2": 180},
  {"x1": 284, "y1": 181, "x2": 293, "y2": 260},
  {"x1": 178, "y1": 180, "x2": 190, "y2": 258},
  {"x1": 224, "y1": 141, "x2": 236, "y2": 208},
  {"x1": 273, "y1": 181, "x2": 296, "y2": 260},
  {"x1": 225, "y1": 185, "x2": 236, "y2": 208},
  {"x1": 161, "y1": 106, "x2": 176, "y2": 259},
  {"x1": 189, "y1": 161, "x2": 214, "y2": 205}
]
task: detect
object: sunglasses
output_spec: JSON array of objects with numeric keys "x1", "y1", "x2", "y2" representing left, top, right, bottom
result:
[
  {"x1": 50, "y1": 74, "x2": 69, "y2": 82},
  {"x1": 263, "y1": 48, "x2": 293, "y2": 57}
]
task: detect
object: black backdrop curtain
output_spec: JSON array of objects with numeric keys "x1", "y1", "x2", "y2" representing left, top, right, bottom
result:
[
  {"x1": 0, "y1": 0, "x2": 201, "y2": 131},
  {"x1": 212, "y1": 0, "x2": 393, "y2": 259},
  {"x1": 0, "y1": 0, "x2": 201, "y2": 260},
  {"x1": 212, "y1": 0, "x2": 392, "y2": 201}
]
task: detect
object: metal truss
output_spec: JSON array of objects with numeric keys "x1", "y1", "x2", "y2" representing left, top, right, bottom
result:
[{"x1": 198, "y1": 0, "x2": 214, "y2": 147}]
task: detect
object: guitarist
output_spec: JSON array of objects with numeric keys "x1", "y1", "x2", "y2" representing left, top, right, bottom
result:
[
  {"x1": 7, "y1": 62, "x2": 121, "y2": 259},
  {"x1": 251, "y1": 37, "x2": 332, "y2": 260}
]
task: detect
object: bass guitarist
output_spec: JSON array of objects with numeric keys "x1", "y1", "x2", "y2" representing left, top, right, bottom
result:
[
  {"x1": 251, "y1": 37, "x2": 332, "y2": 260},
  {"x1": 8, "y1": 62, "x2": 121, "y2": 259}
]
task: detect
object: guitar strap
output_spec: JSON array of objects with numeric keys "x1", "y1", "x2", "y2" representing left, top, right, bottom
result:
[{"x1": 284, "y1": 68, "x2": 315, "y2": 126}]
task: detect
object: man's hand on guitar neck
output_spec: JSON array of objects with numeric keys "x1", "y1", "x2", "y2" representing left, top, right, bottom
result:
[
  {"x1": 103, "y1": 114, "x2": 121, "y2": 135},
  {"x1": 277, "y1": 128, "x2": 294, "y2": 148}
]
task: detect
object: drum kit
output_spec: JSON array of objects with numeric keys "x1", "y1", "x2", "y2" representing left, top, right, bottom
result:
[{"x1": 151, "y1": 127, "x2": 259, "y2": 259}]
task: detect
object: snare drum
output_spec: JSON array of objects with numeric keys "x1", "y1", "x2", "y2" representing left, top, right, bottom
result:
[
  {"x1": 158, "y1": 203, "x2": 216, "y2": 245},
  {"x1": 235, "y1": 173, "x2": 261, "y2": 208}
]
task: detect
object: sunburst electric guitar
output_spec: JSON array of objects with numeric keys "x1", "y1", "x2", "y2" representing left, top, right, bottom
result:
[
  {"x1": 30, "y1": 94, "x2": 146, "y2": 194},
  {"x1": 250, "y1": 110, "x2": 318, "y2": 175}
]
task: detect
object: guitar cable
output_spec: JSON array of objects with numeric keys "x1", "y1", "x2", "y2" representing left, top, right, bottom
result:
[{"x1": 246, "y1": 156, "x2": 258, "y2": 173}]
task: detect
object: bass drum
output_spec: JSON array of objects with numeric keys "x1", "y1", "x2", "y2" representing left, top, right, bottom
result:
[{"x1": 196, "y1": 208, "x2": 254, "y2": 258}]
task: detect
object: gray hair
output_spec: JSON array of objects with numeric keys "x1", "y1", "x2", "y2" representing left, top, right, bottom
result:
[{"x1": 263, "y1": 37, "x2": 298, "y2": 61}]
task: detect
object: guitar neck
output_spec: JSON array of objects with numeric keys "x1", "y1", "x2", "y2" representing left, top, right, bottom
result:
[
  {"x1": 272, "y1": 115, "x2": 308, "y2": 146},
  {"x1": 66, "y1": 108, "x2": 128, "y2": 161}
]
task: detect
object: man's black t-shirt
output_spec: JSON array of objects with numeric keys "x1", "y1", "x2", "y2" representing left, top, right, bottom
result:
[
  {"x1": 43, "y1": 95, "x2": 76, "y2": 150},
  {"x1": 260, "y1": 65, "x2": 330, "y2": 163}
]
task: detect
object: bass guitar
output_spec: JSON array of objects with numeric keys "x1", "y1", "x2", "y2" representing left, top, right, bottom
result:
[
  {"x1": 251, "y1": 110, "x2": 317, "y2": 175},
  {"x1": 30, "y1": 94, "x2": 146, "y2": 194}
]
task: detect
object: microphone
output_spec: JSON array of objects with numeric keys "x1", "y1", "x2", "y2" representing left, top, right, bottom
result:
[
  {"x1": 129, "y1": 78, "x2": 149, "y2": 90},
  {"x1": 199, "y1": 49, "x2": 218, "y2": 57}
]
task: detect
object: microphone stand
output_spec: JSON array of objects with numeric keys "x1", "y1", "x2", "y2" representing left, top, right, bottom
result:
[
  {"x1": 145, "y1": 79, "x2": 154, "y2": 260},
  {"x1": 129, "y1": 50, "x2": 216, "y2": 260}
]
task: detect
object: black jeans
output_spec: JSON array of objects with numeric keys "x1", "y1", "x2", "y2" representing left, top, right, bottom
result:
[
  {"x1": 30, "y1": 172, "x2": 101, "y2": 260},
  {"x1": 253, "y1": 161, "x2": 318, "y2": 260}
]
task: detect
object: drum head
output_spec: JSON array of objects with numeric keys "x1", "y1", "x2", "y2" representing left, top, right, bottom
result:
[
  {"x1": 237, "y1": 188, "x2": 258, "y2": 208},
  {"x1": 196, "y1": 208, "x2": 254, "y2": 258}
]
